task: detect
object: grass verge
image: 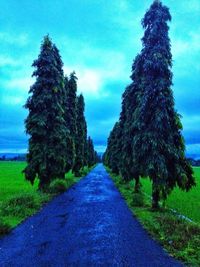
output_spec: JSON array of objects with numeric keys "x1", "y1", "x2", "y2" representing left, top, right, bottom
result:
[
  {"x1": 141, "y1": 167, "x2": 200, "y2": 223},
  {"x1": 107, "y1": 167, "x2": 200, "y2": 267},
  {"x1": 0, "y1": 162, "x2": 94, "y2": 236}
]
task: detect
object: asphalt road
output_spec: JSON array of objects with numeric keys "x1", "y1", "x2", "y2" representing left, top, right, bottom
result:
[{"x1": 0, "y1": 164, "x2": 183, "y2": 266}]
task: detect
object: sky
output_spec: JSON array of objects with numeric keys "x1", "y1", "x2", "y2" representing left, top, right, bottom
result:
[{"x1": 0, "y1": 0, "x2": 200, "y2": 156}]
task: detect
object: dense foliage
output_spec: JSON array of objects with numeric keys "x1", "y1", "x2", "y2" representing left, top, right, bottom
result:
[
  {"x1": 63, "y1": 73, "x2": 77, "y2": 172},
  {"x1": 73, "y1": 94, "x2": 88, "y2": 176},
  {"x1": 24, "y1": 36, "x2": 68, "y2": 189},
  {"x1": 87, "y1": 137, "x2": 97, "y2": 167},
  {"x1": 104, "y1": 122, "x2": 121, "y2": 174},
  {"x1": 104, "y1": 0, "x2": 195, "y2": 208},
  {"x1": 24, "y1": 36, "x2": 97, "y2": 189}
]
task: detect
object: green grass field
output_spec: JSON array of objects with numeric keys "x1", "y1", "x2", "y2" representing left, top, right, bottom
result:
[
  {"x1": 0, "y1": 161, "x2": 38, "y2": 203},
  {"x1": 0, "y1": 161, "x2": 93, "y2": 230},
  {"x1": 0, "y1": 161, "x2": 42, "y2": 227},
  {"x1": 140, "y1": 167, "x2": 200, "y2": 223}
]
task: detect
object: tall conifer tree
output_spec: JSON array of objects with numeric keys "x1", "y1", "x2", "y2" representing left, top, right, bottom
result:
[
  {"x1": 73, "y1": 94, "x2": 87, "y2": 176},
  {"x1": 82, "y1": 96, "x2": 88, "y2": 166},
  {"x1": 24, "y1": 36, "x2": 69, "y2": 189},
  {"x1": 87, "y1": 137, "x2": 96, "y2": 167},
  {"x1": 83, "y1": 129, "x2": 88, "y2": 166},
  {"x1": 119, "y1": 53, "x2": 145, "y2": 191},
  {"x1": 119, "y1": 86, "x2": 139, "y2": 190},
  {"x1": 63, "y1": 73, "x2": 77, "y2": 172},
  {"x1": 104, "y1": 122, "x2": 121, "y2": 174},
  {"x1": 133, "y1": 0, "x2": 195, "y2": 208},
  {"x1": 65, "y1": 72, "x2": 77, "y2": 138}
]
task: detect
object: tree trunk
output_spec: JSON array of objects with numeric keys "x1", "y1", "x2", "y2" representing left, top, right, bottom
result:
[
  {"x1": 74, "y1": 169, "x2": 81, "y2": 177},
  {"x1": 60, "y1": 172, "x2": 66, "y2": 179},
  {"x1": 152, "y1": 180, "x2": 160, "y2": 209},
  {"x1": 39, "y1": 176, "x2": 49, "y2": 192},
  {"x1": 134, "y1": 175, "x2": 140, "y2": 193}
]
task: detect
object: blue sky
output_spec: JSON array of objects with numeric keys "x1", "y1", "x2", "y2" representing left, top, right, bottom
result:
[{"x1": 0, "y1": 0, "x2": 200, "y2": 155}]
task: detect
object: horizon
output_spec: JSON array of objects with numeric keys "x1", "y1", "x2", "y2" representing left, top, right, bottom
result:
[{"x1": 0, "y1": 0, "x2": 200, "y2": 155}]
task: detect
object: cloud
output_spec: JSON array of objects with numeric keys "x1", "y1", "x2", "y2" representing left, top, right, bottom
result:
[
  {"x1": 186, "y1": 144, "x2": 200, "y2": 159},
  {"x1": 0, "y1": 55, "x2": 20, "y2": 67},
  {"x1": 180, "y1": 0, "x2": 200, "y2": 12},
  {"x1": 0, "y1": 104, "x2": 28, "y2": 152},
  {"x1": 1, "y1": 95, "x2": 25, "y2": 105},
  {"x1": 0, "y1": 32, "x2": 29, "y2": 46},
  {"x1": 78, "y1": 69, "x2": 102, "y2": 96},
  {"x1": 172, "y1": 40, "x2": 189, "y2": 57},
  {"x1": 95, "y1": 145, "x2": 106, "y2": 153},
  {"x1": 0, "y1": 77, "x2": 33, "y2": 107},
  {"x1": 172, "y1": 31, "x2": 200, "y2": 58},
  {"x1": 0, "y1": 0, "x2": 199, "y2": 155},
  {"x1": 189, "y1": 31, "x2": 200, "y2": 50},
  {"x1": 182, "y1": 115, "x2": 200, "y2": 130},
  {"x1": 4, "y1": 77, "x2": 33, "y2": 91},
  {"x1": 63, "y1": 47, "x2": 128, "y2": 98},
  {"x1": 64, "y1": 66, "x2": 102, "y2": 97}
]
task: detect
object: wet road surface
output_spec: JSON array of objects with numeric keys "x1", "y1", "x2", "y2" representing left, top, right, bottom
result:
[{"x1": 0, "y1": 164, "x2": 183, "y2": 266}]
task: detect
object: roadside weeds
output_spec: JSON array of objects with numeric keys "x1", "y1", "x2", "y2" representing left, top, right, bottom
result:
[{"x1": 107, "y1": 168, "x2": 200, "y2": 267}]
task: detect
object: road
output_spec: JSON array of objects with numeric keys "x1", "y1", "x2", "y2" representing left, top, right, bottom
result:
[{"x1": 0, "y1": 164, "x2": 183, "y2": 266}]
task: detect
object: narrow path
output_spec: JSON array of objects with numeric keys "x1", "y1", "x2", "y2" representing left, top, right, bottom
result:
[{"x1": 0, "y1": 164, "x2": 183, "y2": 266}]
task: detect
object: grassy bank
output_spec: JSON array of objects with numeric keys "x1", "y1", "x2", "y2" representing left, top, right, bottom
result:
[
  {"x1": 107, "y1": 167, "x2": 200, "y2": 266},
  {"x1": 0, "y1": 161, "x2": 93, "y2": 235},
  {"x1": 141, "y1": 167, "x2": 200, "y2": 223}
]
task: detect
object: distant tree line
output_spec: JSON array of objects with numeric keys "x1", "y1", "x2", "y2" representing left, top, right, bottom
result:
[
  {"x1": 103, "y1": 0, "x2": 195, "y2": 209},
  {"x1": 188, "y1": 158, "x2": 200, "y2": 167},
  {"x1": 0, "y1": 155, "x2": 26, "y2": 161},
  {"x1": 24, "y1": 36, "x2": 98, "y2": 190}
]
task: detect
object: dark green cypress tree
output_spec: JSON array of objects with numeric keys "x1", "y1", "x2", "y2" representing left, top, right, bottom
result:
[
  {"x1": 87, "y1": 136, "x2": 96, "y2": 167},
  {"x1": 119, "y1": 87, "x2": 140, "y2": 190},
  {"x1": 104, "y1": 130, "x2": 112, "y2": 169},
  {"x1": 119, "y1": 86, "x2": 135, "y2": 182},
  {"x1": 94, "y1": 151, "x2": 99, "y2": 163},
  {"x1": 83, "y1": 130, "x2": 88, "y2": 166},
  {"x1": 119, "y1": 53, "x2": 145, "y2": 192},
  {"x1": 102, "y1": 152, "x2": 106, "y2": 165},
  {"x1": 104, "y1": 122, "x2": 121, "y2": 174},
  {"x1": 73, "y1": 94, "x2": 87, "y2": 176},
  {"x1": 65, "y1": 72, "x2": 77, "y2": 138},
  {"x1": 24, "y1": 35, "x2": 69, "y2": 189},
  {"x1": 82, "y1": 97, "x2": 88, "y2": 167},
  {"x1": 133, "y1": 0, "x2": 195, "y2": 208},
  {"x1": 63, "y1": 73, "x2": 77, "y2": 172},
  {"x1": 83, "y1": 116, "x2": 88, "y2": 167},
  {"x1": 87, "y1": 136, "x2": 92, "y2": 167}
]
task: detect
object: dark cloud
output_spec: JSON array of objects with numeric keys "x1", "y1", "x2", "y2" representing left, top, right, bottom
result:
[
  {"x1": 0, "y1": 0, "x2": 199, "y2": 155},
  {"x1": 183, "y1": 129, "x2": 200, "y2": 145}
]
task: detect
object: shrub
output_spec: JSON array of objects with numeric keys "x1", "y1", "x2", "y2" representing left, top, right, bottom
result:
[
  {"x1": 0, "y1": 220, "x2": 11, "y2": 236},
  {"x1": 65, "y1": 177, "x2": 75, "y2": 188},
  {"x1": 49, "y1": 179, "x2": 67, "y2": 194},
  {"x1": 155, "y1": 213, "x2": 200, "y2": 265},
  {"x1": 113, "y1": 175, "x2": 125, "y2": 187},
  {"x1": 132, "y1": 193, "x2": 145, "y2": 207},
  {"x1": 0, "y1": 193, "x2": 40, "y2": 217},
  {"x1": 81, "y1": 167, "x2": 90, "y2": 176}
]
